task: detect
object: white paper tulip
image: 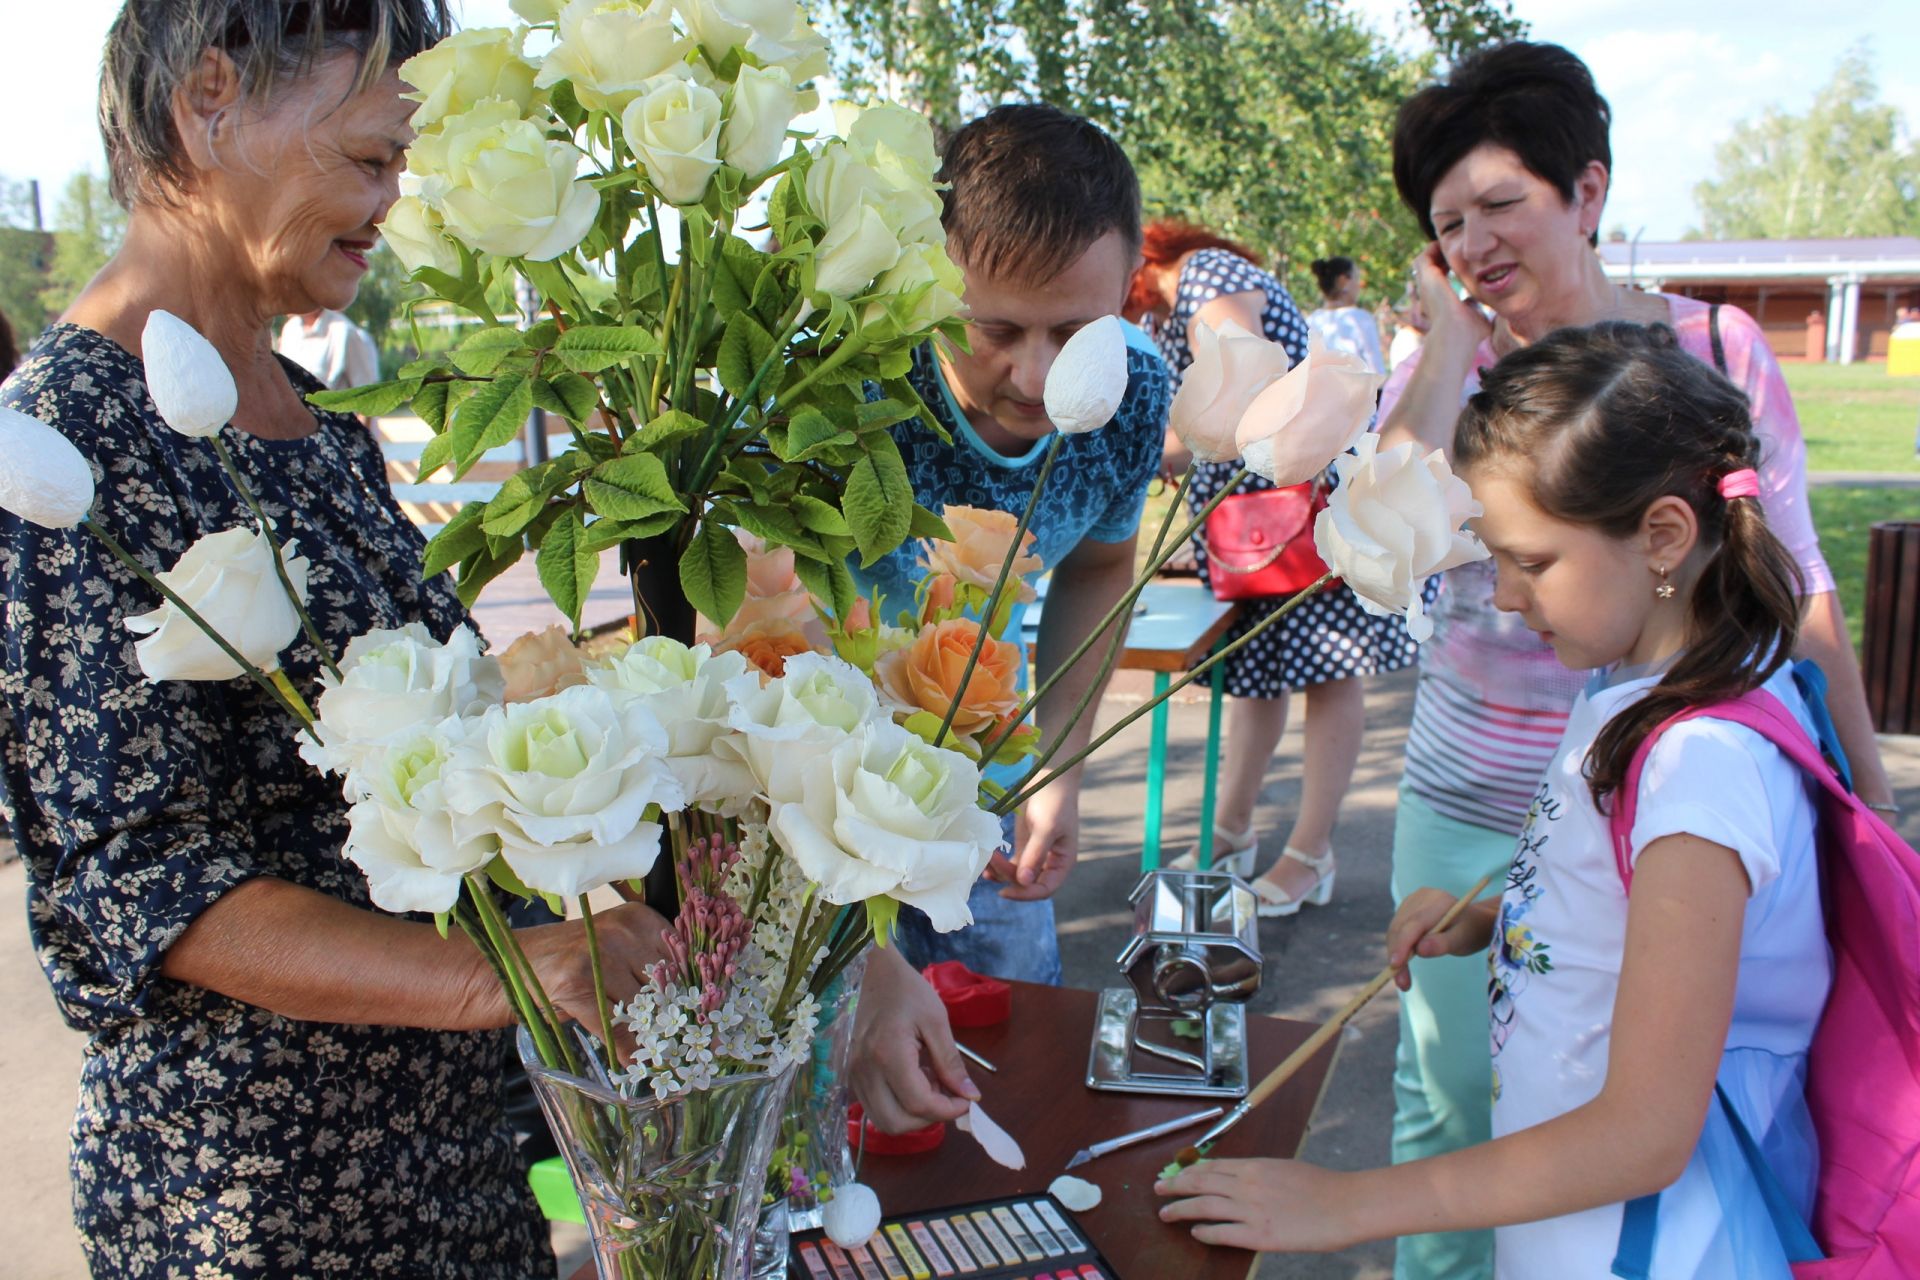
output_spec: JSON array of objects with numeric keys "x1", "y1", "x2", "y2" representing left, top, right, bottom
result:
[
  {"x1": 0, "y1": 405, "x2": 94, "y2": 528},
  {"x1": 822, "y1": 1182, "x2": 882, "y2": 1249},
  {"x1": 142, "y1": 310, "x2": 237, "y2": 439},
  {"x1": 1168, "y1": 318, "x2": 1291, "y2": 463},
  {"x1": 1313, "y1": 436, "x2": 1489, "y2": 642},
  {"x1": 1235, "y1": 338, "x2": 1384, "y2": 487},
  {"x1": 123, "y1": 526, "x2": 309, "y2": 681},
  {"x1": 1043, "y1": 315, "x2": 1128, "y2": 435}
]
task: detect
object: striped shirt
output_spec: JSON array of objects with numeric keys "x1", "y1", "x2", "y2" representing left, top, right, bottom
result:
[{"x1": 1383, "y1": 295, "x2": 1834, "y2": 833}]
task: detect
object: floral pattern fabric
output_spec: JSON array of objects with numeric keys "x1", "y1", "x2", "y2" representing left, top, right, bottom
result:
[{"x1": 0, "y1": 324, "x2": 547, "y2": 1278}]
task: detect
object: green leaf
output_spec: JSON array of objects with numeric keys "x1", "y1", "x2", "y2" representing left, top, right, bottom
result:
[
  {"x1": 413, "y1": 266, "x2": 494, "y2": 321},
  {"x1": 486, "y1": 855, "x2": 537, "y2": 902},
  {"x1": 716, "y1": 312, "x2": 777, "y2": 400},
  {"x1": 784, "y1": 408, "x2": 856, "y2": 461},
  {"x1": 732, "y1": 501, "x2": 806, "y2": 545},
  {"x1": 678, "y1": 519, "x2": 747, "y2": 625},
  {"x1": 480, "y1": 461, "x2": 565, "y2": 537},
  {"x1": 853, "y1": 397, "x2": 917, "y2": 432},
  {"x1": 415, "y1": 431, "x2": 456, "y2": 482},
  {"x1": 631, "y1": 409, "x2": 708, "y2": 451},
  {"x1": 412, "y1": 379, "x2": 451, "y2": 433},
  {"x1": 711, "y1": 236, "x2": 772, "y2": 319},
  {"x1": 449, "y1": 374, "x2": 534, "y2": 475},
  {"x1": 531, "y1": 372, "x2": 600, "y2": 425},
  {"x1": 793, "y1": 553, "x2": 857, "y2": 621},
  {"x1": 791, "y1": 494, "x2": 851, "y2": 537},
  {"x1": 553, "y1": 324, "x2": 664, "y2": 373},
  {"x1": 308, "y1": 377, "x2": 423, "y2": 416},
  {"x1": 582, "y1": 511, "x2": 682, "y2": 552},
  {"x1": 843, "y1": 437, "x2": 915, "y2": 565},
  {"x1": 768, "y1": 170, "x2": 811, "y2": 246},
  {"x1": 584, "y1": 452, "x2": 687, "y2": 522},
  {"x1": 420, "y1": 502, "x2": 489, "y2": 579},
  {"x1": 451, "y1": 326, "x2": 528, "y2": 376},
  {"x1": 536, "y1": 507, "x2": 598, "y2": 630},
  {"x1": 907, "y1": 503, "x2": 954, "y2": 543},
  {"x1": 455, "y1": 538, "x2": 524, "y2": 609}
]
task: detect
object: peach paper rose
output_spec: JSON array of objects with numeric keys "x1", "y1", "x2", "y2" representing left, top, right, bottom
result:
[
  {"x1": 923, "y1": 506, "x2": 1042, "y2": 604},
  {"x1": 873, "y1": 618, "x2": 1022, "y2": 740},
  {"x1": 499, "y1": 625, "x2": 588, "y2": 703},
  {"x1": 1235, "y1": 338, "x2": 1385, "y2": 488},
  {"x1": 716, "y1": 617, "x2": 820, "y2": 678},
  {"x1": 737, "y1": 529, "x2": 801, "y2": 599},
  {"x1": 1168, "y1": 318, "x2": 1293, "y2": 463}
]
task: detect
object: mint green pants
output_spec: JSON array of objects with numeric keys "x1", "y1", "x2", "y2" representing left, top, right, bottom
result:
[{"x1": 1389, "y1": 786, "x2": 1514, "y2": 1280}]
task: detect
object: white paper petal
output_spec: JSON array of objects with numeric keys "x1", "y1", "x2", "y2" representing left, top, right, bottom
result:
[
  {"x1": 142, "y1": 310, "x2": 237, "y2": 438},
  {"x1": 1044, "y1": 314, "x2": 1128, "y2": 434},
  {"x1": 0, "y1": 406, "x2": 94, "y2": 528},
  {"x1": 1048, "y1": 1175, "x2": 1102, "y2": 1212},
  {"x1": 822, "y1": 1182, "x2": 882, "y2": 1248},
  {"x1": 957, "y1": 1100, "x2": 1026, "y2": 1171}
]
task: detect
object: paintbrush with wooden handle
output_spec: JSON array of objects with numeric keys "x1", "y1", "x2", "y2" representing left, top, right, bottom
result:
[{"x1": 1172, "y1": 869, "x2": 1498, "y2": 1169}]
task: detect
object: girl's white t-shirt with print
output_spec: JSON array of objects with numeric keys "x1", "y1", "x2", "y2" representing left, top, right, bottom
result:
[{"x1": 1487, "y1": 662, "x2": 1830, "y2": 1279}]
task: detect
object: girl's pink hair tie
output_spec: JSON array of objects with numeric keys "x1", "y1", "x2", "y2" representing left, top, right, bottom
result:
[{"x1": 1719, "y1": 468, "x2": 1761, "y2": 500}]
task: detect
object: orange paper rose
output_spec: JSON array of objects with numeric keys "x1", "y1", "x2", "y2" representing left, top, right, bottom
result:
[
  {"x1": 715, "y1": 617, "x2": 819, "y2": 679},
  {"x1": 499, "y1": 625, "x2": 588, "y2": 703},
  {"x1": 923, "y1": 506, "x2": 1042, "y2": 604},
  {"x1": 873, "y1": 617, "x2": 1022, "y2": 740}
]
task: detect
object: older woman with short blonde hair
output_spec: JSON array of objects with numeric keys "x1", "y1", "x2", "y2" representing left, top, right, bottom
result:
[{"x1": 0, "y1": 3, "x2": 670, "y2": 1274}]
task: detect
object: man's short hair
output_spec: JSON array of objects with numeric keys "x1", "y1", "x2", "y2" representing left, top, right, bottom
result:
[{"x1": 939, "y1": 104, "x2": 1141, "y2": 286}]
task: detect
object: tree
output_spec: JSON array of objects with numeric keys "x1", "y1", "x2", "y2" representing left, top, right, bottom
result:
[
  {"x1": 40, "y1": 170, "x2": 126, "y2": 317},
  {"x1": 0, "y1": 175, "x2": 53, "y2": 338},
  {"x1": 819, "y1": 0, "x2": 1526, "y2": 308},
  {"x1": 1694, "y1": 47, "x2": 1920, "y2": 240}
]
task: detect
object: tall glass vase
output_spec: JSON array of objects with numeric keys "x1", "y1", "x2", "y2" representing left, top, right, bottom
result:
[
  {"x1": 521, "y1": 1028, "x2": 797, "y2": 1280},
  {"x1": 773, "y1": 950, "x2": 869, "y2": 1232}
]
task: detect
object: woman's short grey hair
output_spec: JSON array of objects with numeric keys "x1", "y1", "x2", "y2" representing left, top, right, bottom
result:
[{"x1": 99, "y1": 0, "x2": 452, "y2": 207}]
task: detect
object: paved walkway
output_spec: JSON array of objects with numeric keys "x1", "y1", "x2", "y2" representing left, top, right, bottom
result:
[{"x1": 6, "y1": 674, "x2": 1918, "y2": 1279}]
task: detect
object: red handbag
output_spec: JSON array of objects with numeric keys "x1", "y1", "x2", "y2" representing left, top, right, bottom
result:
[{"x1": 1199, "y1": 482, "x2": 1336, "y2": 601}]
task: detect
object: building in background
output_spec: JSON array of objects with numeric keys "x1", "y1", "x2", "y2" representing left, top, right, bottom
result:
[{"x1": 1600, "y1": 237, "x2": 1920, "y2": 364}]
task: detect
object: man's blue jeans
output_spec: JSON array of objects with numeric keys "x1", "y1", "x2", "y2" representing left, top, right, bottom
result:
[{"x1": 892, "y1": 814, "x2": 1063, "y2": 985}]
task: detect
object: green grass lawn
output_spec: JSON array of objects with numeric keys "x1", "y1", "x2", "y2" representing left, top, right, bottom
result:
[
  {"x1": 1784, "y1": 362, "x2": 1920, "y2": 474},
  {"x1": 1810, "y1": 485, "x2": 1919, "y2": 649}
]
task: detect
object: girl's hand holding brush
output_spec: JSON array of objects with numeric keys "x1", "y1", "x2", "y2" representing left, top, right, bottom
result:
[{"x1": 1384, "y1": 884, "x2": 1501, "y2": 989}]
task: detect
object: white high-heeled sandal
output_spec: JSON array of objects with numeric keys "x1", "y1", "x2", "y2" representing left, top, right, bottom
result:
[
  {"x1": 1165, "y1": 825, "x2": 1259, "y2": 878},
  {"x1": 1251, "y1": 846, "x2": 1335, "y2": 918}
]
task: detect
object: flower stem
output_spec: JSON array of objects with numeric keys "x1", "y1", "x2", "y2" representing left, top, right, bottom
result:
[
  {"x1": 993, "y1": 571, "x2": 1335, "y2": 815},
  {"x1": 210, "y1": 436, "x2": 342, "y2": 679},
  {"x1": 933, "y1": 432, "x2": 1063, "y2": 749},
  {"x1": 578, "y1": 893, "x2": 619, "y2": 1076},
  {"x1": 267, "y1": 669, "x2": 314, "y2": 721},
  {"x1": 463, "y1": 876, "x2": 565, "y2": 1067},
  {"x1": 978, "y1": 462, "x2": 1237, "y2": 762},
  {"x1": 83, "y1": 520, "x2": 320, "y2": 739},
  {"x1": 688, "y1": 297, "x2": 812, "y2": 497}
]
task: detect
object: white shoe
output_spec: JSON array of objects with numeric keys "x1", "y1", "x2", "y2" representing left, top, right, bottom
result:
[
  {"x1": 1252, "y1": 847, "x2": 1336, "y2": 918},
  {"x1": 1165, "y1": 825, "x2": 1259, "y2": 877}
]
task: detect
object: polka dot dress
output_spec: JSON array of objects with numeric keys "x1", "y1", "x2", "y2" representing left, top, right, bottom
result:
[{"x1": 1152, "y1": 248, "x2": 1429, "y2": 698}]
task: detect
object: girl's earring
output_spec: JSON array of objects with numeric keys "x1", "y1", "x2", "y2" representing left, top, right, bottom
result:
[{"x1": 1655, "y1": 565, "x2": 1675, "y2": 600}]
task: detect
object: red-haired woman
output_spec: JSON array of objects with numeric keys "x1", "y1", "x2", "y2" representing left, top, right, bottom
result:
[{"x1": 1128, "y1": 220, "x2": 1427, "y2": 915}]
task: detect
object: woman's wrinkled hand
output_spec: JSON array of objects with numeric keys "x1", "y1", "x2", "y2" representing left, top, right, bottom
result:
[
  {"x1": 518, "y1": 901, "x2": 673, "y2": 1050},
  {"x1": 1156, "y1": 1157, "x2": 1362, "y2": 1253},
  {"x1": 1410, "y1": 242, "x2": 1491, "y2": 351},
  {"x1": 1385, "y1": 887, "x2": 1497, "y2": 990}
]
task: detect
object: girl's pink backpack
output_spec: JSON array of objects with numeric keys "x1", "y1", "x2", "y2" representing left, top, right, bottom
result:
[{"x1": 1609, "y1": 687, "x2": 1920, "y2": 1278}]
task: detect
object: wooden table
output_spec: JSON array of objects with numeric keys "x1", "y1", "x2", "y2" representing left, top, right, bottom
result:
[
  {"x1": 1022, "y1": 580, "x2": 1243, "y2": 869},
  {"x1": 861, "y1": 981, "x2": 1339, "y2": 1280}
]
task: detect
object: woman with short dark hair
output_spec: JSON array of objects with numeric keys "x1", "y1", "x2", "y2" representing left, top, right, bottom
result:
[
  {"x1": 0, "y1": 3, "x2": 670, "y2": 1274},
  {"x1": 1375, "y1": 40, "x2": 1889, "y2": 1280}
]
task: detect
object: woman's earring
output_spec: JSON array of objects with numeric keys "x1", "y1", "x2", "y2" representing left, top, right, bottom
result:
[{"x1": 1655, "y1": 565, "x2": 1675, "y2": 600}]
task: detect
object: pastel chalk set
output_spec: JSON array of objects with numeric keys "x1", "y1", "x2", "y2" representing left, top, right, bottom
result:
[{"x1": 789, "y1": 1193, "x2": 1115, "y2": 1280}]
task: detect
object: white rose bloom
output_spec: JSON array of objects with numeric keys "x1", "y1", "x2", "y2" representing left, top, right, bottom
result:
[
  {"x1": 537, "y1": 0, "x2": 692, "y2": 113},
  {"x1": 0, "y1": 406, "x2": 95, "y2": 529},
  {"x1": 814, "y1": 203, "x2": 905, "y2": 299},
  {"x1": 378, "y1": 193, "x2": 461, "y2": 276},
  {"x1": 1043, "y1": 314, "x2": 1128, "y2": 435},
  {"x1": 771, "y1": 720, "x2": 1004, "y2": 932},
  {"x1": 621, "y1": 76, "x2": 724, "y2": 206},
  {"x1": 343, "y1": 723, "x2": 496, "y2": 913},
  {"x1": 142, "y1": 310, "x2": 236, "y2": 439},
  {"x1": 301, "y1": 622, "x2": 505, "y2": 783},
  {"x1": 675, "y1": 0, "x2": 791, "y2": 57},
  {"x1": 433, "y1": 105, "x2": 601, "y2": 261},
  {"x1": 1313, "y1": 435, "x2": 1489, "y2": 642},
  {"x1": 442, "y1": 684, "x2": 686, "y2": 899},
  {"x1": 123, "y1": 526, "x2": 309, "y2": 682},
  {"x1": 861, "y1": 241, "x2": 964, "y2": 334},
  {"x1": 588, "y1": 637, "x2": 757, "y2": 809},
  {"x1": 740, "y1": 2, "x2": 828, "y2": 81},
  {"x1": 720, "y1": 63, "x2": 798, "y2": 176},
  {"x1": 400, "y1": 27, "x2": 540, "y2": 130},
  {"x1": 723, "y1": 651, "x2": 883, "y2": 800},
  {"x1": 1168, "y1": 317, "x2": 1293, "y2": 464},
  {"x1": 844, "y1": 104, "x2": 938, "y2": 179},
  {"x1": 511, "y1": 0, "x2": 566, "y2": 17}
]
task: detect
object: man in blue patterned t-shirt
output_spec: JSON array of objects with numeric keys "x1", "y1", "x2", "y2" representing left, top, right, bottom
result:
[{"x1": 849, "y1": 105, "x2": 1169, "y2": 1134}]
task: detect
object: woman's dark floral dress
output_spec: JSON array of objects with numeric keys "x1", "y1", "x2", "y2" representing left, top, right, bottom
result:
[{"x1": 0, "y1": 324, "x2": 548, "y2": 1278}]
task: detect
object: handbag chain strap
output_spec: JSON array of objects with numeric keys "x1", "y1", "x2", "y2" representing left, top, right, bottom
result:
[{"x1": 1197, "y1": 534, "x2": 1291, "y2": 574}]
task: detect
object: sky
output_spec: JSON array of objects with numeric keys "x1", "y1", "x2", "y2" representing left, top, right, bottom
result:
[{"x1": 3, "y1": 0, "x2": 1915, "y2": 241}]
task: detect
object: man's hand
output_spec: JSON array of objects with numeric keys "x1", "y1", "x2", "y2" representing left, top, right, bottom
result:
[
  {"x1": 848, "y1": 945, "x2": 979, "y2": 1133},
  {"x1": 987, "y1": 782, "x2": 1080, "y2": 900}
]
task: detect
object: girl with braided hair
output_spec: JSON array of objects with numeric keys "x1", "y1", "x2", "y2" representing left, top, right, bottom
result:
[{"x1": 1158, "y1": 322, "x2": 1827, "y2": 1279}]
